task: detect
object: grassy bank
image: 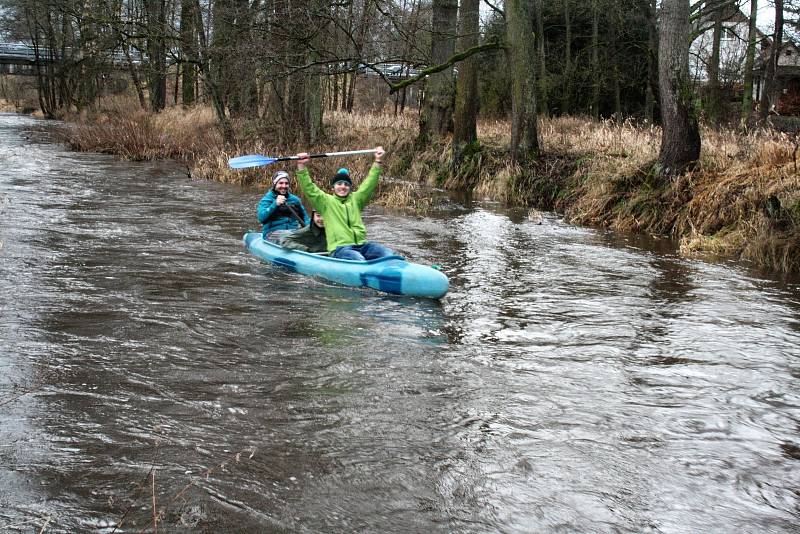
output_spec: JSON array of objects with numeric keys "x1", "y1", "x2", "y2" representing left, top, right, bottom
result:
[{"x1": 64, "y1": 98, "x2": 800, "y2": 272}]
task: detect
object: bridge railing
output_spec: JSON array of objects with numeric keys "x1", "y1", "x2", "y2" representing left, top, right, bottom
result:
[{"x1": 0, "y1": 42, "x2": 142, "y2": 66}]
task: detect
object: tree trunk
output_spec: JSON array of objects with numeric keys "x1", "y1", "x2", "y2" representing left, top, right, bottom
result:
[
  {"x1": 453, "y1": 0, "x2": 480, "y2": 153},
  {"x1": 591, "y1": 0, "x2": 600, "y2": 119},
  {"x1": 398, "y1": 0, "x2": 421, "y2": 116},
  {"x1": 657, "y1": 0, "x2": 700, "y2": 177},
  {"x1": 210, "y1": 0, "x2": 233, "y2": 115},
  {"x1": 562, "y1": 0, "x2": 572, "y2": 115},
  {"x1": 613, "y1": 60, "x2": 621, "y2": 117},
  {"x1": 740, "y1": 0, "x2": 758, "y2": 123},
  {"x1": 188, "y1": 0, "x2": 233, "y2": 141},
  {"x1": 758, "y1": 0, "x2": 784, "y2": 120},
  {"x1": 507, "y1": 0, "x2": 539, "y2": 162},
  {"x1": 535, "y1": 0, "x2": 547, "y2": 116},
  {"x1": 418, "y1": 0, "x2": 458, "y2": 144},
  {"x1": 144, "y1": 0, "x2": 167, "y2": 112},
  {"x1": 180, "y1": 0, "x2": 197, "y2": 106},
  {"x1": 706, "y1": 5, "x2": 723, "y2": 127},
  {"x1": 305, "y1": 1, "x2": 325, "y2": 144},
  {"x1": 228, "y1": 0, "x2": 258, "y2": 118},
  {"x1": 347, "y1": 0, "x2": 373, "y2": 113},
  {"x1": 644, "y1": 0, "x2": 657, "y2": 122},
  {"x1": 331, "y1": 3, "x2": 339, "y2": 111}
]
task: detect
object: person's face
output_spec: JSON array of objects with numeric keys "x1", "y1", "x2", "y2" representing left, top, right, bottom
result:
[
  {"x1": 333, "y1": 180, "x2": 351, "y2": 197},
  {"x1": 275, "y1": 178, "x2": 289, "y2": 195},
  {"x1": 313, "y1": 212, "x2": 324, "y2": 227}
]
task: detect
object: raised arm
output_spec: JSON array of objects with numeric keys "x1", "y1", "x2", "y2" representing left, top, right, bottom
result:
[
  {"x1": 353, "y1": 146, "x2": 385, "y2": 209},
  {"x1": 294, "y1": 152, "x2": 327, "y2": 211}
]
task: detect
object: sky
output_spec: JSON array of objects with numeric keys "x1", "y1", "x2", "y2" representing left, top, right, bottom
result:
[
  {"x1": 743, "y1": 0, "x2": 798, "y2": 40},
  {"x1": 750, "y1": 1, "x2": 776, "y2": 29}
]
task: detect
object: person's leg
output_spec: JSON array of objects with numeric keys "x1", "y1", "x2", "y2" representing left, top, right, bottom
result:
[
  {"x1": 332, "y1": 245, "x2": 366, "y2": 260},
  {"x1": 359, "y1": 241, "x2": 395, "y2": 260}
]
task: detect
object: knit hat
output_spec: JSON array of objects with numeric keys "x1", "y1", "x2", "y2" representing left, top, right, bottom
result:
[
  {"x1": 331, "y1": 168, "x2": 352, "y2": 187},
  {"x1": 272, "y1": 170, "x2": 290, "y2": 186}
]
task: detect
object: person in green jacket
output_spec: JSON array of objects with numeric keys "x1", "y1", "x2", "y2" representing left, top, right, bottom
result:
[
  {"x1": 279, "y1": 211, "x2": 327, "y2": 253},
  {"x1": 294, "y1": 146, "x2": 396, "y2": 261}
]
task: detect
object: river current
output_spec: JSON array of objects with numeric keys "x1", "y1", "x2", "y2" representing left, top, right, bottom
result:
[{"x1": 1, "y1": 113, "x2": 799, "y2": 532}]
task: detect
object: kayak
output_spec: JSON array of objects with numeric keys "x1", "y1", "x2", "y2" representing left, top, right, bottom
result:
[{"x1": 243, "y1": 232, "x2": 449, "y2": 299}]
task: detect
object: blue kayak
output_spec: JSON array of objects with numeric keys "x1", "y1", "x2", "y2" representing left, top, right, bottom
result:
[{"x1": 243, "y1": 233, "x2": 449, "y2": 299}]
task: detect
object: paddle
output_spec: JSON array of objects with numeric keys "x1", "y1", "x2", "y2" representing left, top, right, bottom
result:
[
  {"x1": 283, "y1": 202, "x2": 306, "y2": 226},
  {"x1": 229, "y1": 149, "x2": 377, "y2": 169}
]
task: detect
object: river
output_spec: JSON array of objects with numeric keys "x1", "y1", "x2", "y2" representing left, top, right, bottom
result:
[{"x1": 1, "y1": 113, "x2": 798, "y2": 532}]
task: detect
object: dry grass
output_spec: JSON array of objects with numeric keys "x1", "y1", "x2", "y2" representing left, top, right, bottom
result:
[
  {"x1": 0, "y1": 98, "x2": 17, "y2": 112},
  {"x1": 66, "y1": 96, "x2": 221, "y2": 163},
  {"x1": 554, "y1": 120, "x2": 800, "y2": 270}
]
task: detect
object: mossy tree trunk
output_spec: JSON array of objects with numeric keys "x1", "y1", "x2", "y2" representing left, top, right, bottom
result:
[
  {"x1": 179, "y1": 0, "x2": 197, "y2": 106},
  {"x1": 590, "y1": 0, "x2": 600, "y2": 119},
  {"x1": 562, "y1": 0, "x2": 572, "y2": 115},
  {"x1": 227, "y1": 0, "x2": 258, "y2": 118},
  {"x1": 507, "y1": 0, "x2": 539, "y2": 162},
  {"x1": 396, "y1": 0, "x2": 421, "y2": 116},
  {"x1": 706, "y1": 5, "x2": 724, "y2": 128},
  {"x1": 657, "y1": 0, "x2": 700, "y2": 177},
  {"x1": 418, "y1": 0, "x2": 458, "y2": 145},
  {"x1": 186, "y1": 0, "x2": 233, "y2": 141},
  {"x1": 209, "y1": 0, "x2": 233, "y2": 114},
  {"x1": 304, "y1": 0, "x2": 326, "y2": 145},
  {"x1": 346, "y1": 0, "x2": 374, "y2": 113},
  {"x1": 535, "y1": 0, "x2": 548, "y2": 117},
  {"x1": 758, "y1": 0, "x2": 784, "y2": 121},
  {"x1": 144, "y1": 0, "x2": 167, "y2": 112},
  {"x1": 740, "y1": 0, "x2": 758, "y2": 124},
  {"x1": 644, "y1": 0, "x2": 657, "y2": 123},
  {"x1": 452, "y1": 0, "x2": 480, "y2": 162}
]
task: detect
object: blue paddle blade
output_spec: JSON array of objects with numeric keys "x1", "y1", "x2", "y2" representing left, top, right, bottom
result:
[{"x1": 228, "y1": 154, "x2": 278, "y2": 169}]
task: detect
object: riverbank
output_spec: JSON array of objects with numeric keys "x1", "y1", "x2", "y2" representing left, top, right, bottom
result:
[{"x1": 63, "y1": 99, "x2": 800, "y2": 272}]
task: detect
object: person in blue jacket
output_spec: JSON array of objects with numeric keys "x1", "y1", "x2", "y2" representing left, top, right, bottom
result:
[{"x1": 257, "y1": 170, "x2": 310, "y2": 242}]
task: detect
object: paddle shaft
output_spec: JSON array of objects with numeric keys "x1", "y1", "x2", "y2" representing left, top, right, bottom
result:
[
  {"x1": 271, "y1": 149, "x2": 376, "y2": 162},
  {"x1": 284, "y1": 202, "x2": 306, "y2": 226},
  {"x1": 229, "y1": 148, "x2": 379, "y2": 169}
]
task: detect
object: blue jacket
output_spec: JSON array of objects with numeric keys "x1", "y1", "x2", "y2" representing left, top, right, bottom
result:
[{"x1": 257, "y1": 189, "x2": 310, "y2": 236}]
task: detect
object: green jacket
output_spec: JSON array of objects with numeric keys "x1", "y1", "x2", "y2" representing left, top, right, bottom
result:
[
  {"x1": 279, "y1": 222, "x2": 327, "y2": 253},
  {"x1": 295, "y1": 164, "x2": 382, "y2": 253}
]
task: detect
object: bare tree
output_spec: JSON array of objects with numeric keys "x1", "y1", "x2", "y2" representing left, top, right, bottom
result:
[
  {"x1": 759, "y1": 0, "x2": 785, "y2": 120},
  {"x1": 452, "y1": 0, "x2": 480, "y2": 160},
  {"x1": 534, "y1": 0, "x2": 548, "y2": 116},
  {"x1": 144, "y1": 0, "x2": 167, "y2": 111},
  {"x1": 705, "y1": 1, "x2": 725, "y2": 126},
  {"x1": 562, "y1": 0, "x2": 573, "y2": 115},
  {"x1": 645, "y1": 0, "x2": 657, "y2": 122},
  {"x1": 507, "y1": 0, "x2": 539, "y2": 161},
  {"x1": 657, "y1": 0, "x2": 700, "y2": 176},
  {"x1": 179, "y1": 0, "x2": 198, "y2": 106},
  {"x1": 740, "y1": 0, "x2": 758, "y2": 123},
  {"x1": 418, "y1": 0, "x2": 458, "y2": 144},
  {"x1": 590, "y1": 0, "x2": 600, "y2": 119}
]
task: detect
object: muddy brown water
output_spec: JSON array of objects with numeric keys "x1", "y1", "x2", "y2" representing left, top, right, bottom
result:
[{"x1": 1, "y1": 113, "x2": 799, "y2": 532}]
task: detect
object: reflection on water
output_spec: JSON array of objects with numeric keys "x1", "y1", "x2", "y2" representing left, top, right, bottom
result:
[{"x1": 1, "y1": 113, "x2": 799, "y2": 532}]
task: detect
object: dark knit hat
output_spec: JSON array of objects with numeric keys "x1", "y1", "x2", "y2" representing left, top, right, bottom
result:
[{"x1": 331, "y1": 168, "x2": 352, "y2": 187}]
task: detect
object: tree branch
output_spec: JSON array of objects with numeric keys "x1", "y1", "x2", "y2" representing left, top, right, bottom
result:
[
  {"x1": 482, "y1": 0, "x2": 504, "y2": 18},
  {"x1": 389, "y1": 38, "x2": 503, "y2": 94}
]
